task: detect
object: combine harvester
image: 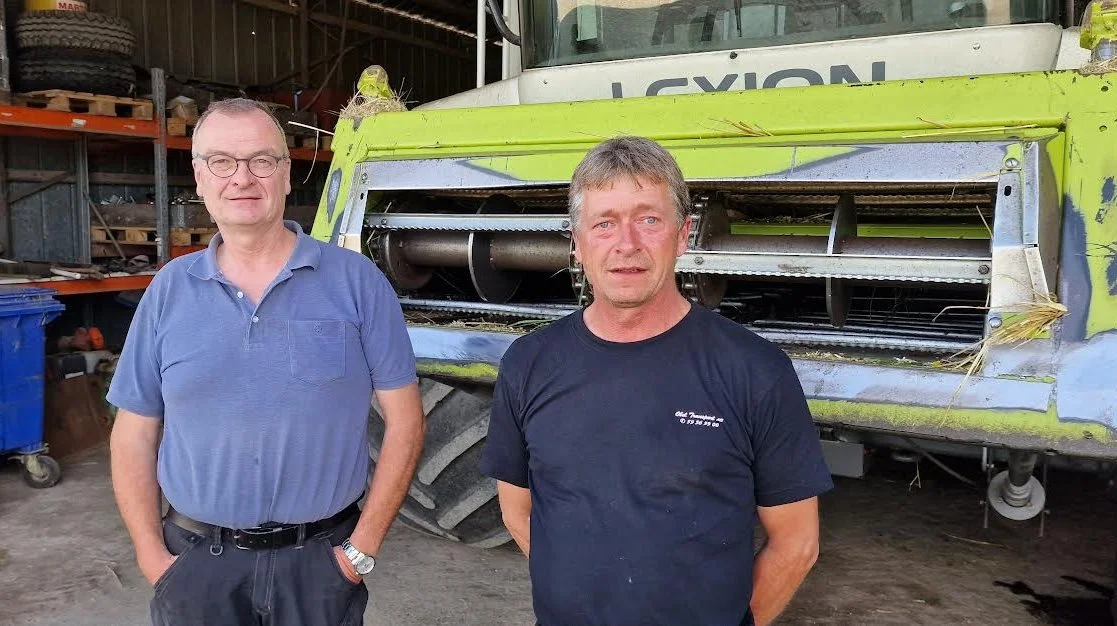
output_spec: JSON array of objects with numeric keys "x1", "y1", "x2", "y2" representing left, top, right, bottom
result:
[{"x1": 310, "y1": 0, "x2": 1117, "y2": 554}]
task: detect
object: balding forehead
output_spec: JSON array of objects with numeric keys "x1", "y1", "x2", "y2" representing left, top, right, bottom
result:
[{"x1": 193, "y1": 109, "x2": 287, "y2": 154}]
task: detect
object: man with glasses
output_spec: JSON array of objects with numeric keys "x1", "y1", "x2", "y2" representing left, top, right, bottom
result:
[{"x1": 107, "y1": 98, "x2": 425, "y2": 625}]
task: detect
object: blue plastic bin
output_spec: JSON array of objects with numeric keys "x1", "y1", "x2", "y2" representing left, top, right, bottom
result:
[{"x1": 0, "y1": 286, "x2": 64, "y2": 488}]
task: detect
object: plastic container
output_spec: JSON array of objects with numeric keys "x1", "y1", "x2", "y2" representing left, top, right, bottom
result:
[{"x1": 0, "y1": 286, "x2": 65, "y2": 488}]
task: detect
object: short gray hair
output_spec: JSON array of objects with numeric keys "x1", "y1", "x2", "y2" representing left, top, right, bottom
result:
[
  {"x1": 568, "y1": 136, "x2": 690, "y2": 229},
  {"x1": 191, "y1": 98, "x2": 289, "y2": 157}
]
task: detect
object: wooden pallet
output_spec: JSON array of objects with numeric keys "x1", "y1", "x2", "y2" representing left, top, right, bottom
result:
[
  {"x1": 15, "y1": 90, "x2": 154, "y2": 120},
  {"x1": 171, "y1": 228, "x2": 217, "y2": 246},
  {"x1": 91, "y1": 226, "x2": 157, "y2": 245},
  {"x1": 167, "y1": 117, "x2": 194, "y2": 137},
  {"x1": 91, "y1": 226, "x2": 217, "y2": 247},
  {"x1": 299, "y1": 135, "x2": 332, "y2": 151}
]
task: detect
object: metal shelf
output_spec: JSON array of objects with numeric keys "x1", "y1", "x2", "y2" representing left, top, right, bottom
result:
[
  {"x1": 0, "y1": 105, "x2": 160, "y2": 139},
  {"x1": 0, "y1": 69, "x2": 171, "y2": 273},
  {"x1": 0, "y1": 69, "x2": 327, "y2": 302},
  {"x1": 0, "y1": 273, "x2": 154, "y2": 295}
]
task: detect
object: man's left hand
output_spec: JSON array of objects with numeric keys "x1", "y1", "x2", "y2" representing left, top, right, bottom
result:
[{"x1": 332, "y1": 546, "x2": 362, "y2": 584}]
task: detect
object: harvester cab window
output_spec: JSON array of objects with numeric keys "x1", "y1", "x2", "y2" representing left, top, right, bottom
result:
[{"x1": 524, "y1": 0, "x2": 1059, "y2": 68}]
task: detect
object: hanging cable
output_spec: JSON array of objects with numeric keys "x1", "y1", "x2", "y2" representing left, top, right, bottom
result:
[
  {"x1": 345, "y1": 0, "x2": 501, "y2": 44},
  {"x1": 902, "y1": 438, "x2": 979, "y2": 488}
]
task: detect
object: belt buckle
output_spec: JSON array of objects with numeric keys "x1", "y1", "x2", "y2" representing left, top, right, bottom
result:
[{"x1": 233, "y1": 525, "x2": 288, "y2": 550}]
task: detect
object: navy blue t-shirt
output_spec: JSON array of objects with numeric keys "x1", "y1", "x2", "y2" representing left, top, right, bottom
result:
[{"x1": 479, "y1": 305, "x2": 834, "y2": 626}]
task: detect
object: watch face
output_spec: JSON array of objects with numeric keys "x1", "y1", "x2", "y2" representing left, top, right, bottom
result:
[
  {"x1": 355, "y1": 555, "x2": 376, "y2": 575},
  {"x1": 341, "y1": 539, "x2": 376, "y2": 576}
]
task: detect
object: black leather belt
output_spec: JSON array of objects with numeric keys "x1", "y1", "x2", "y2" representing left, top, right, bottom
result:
[{"x1": 165, "y1": 501, "x2": 361, "y2": 551}]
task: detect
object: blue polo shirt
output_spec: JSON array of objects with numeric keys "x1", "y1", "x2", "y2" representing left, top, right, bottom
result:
[{"x1": 107, "y1": 221, "x2": 416, "y2": 528}]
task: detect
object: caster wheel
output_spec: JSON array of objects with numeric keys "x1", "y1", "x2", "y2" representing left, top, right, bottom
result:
[{"x1": 21, "y1": 455, "x2": 61, "y2": 489}]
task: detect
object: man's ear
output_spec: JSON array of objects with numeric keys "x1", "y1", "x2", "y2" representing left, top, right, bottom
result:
[
  {"x1": 676, "y1": 215, "x2": 692, "y2": 256},
  {"x1": 192, "y1": 159, "x2": 205, "y2": 198}
]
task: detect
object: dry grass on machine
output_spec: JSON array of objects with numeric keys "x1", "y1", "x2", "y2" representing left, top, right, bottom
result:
[
  {"x1": 402, "y1": 310, "x2": 550, "y2": 333},
  {"x1": 1080, "y1": 57, "x2": 1117, "y2": 75},
  {"x1": 339, "y1": 92, "x2": 407, "y2": 120},
  {"x1": 939, "y1": 291, "x2": 1067, "y2": 403},
  {"x1": 719, "y1": 118, "x2": 772, "y2": 136}
]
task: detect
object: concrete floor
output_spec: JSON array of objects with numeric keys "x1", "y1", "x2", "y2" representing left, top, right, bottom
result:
[
  {"x1": 0, "y1": 446, "x2": 534, "y2": 626},
  {"x1": 2, "y1": 445, "x2": 1115, "y2": 625}
]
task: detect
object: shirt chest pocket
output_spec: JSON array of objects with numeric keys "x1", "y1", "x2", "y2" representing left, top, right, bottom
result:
[{"x1": 288, "y1": 320, "x2": 345, "y2": 385}]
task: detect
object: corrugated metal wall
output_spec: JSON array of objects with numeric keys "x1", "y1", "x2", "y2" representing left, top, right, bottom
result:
[
  {"x1": 7, "y1": 138, "x2": 84, "y2": 262},
  {"x1": 88, "y1": 0, "x2": 479, "y2": 105}
]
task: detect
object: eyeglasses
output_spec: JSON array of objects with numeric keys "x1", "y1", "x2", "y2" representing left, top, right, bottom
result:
[{"x1": 196, "y1": 153, "x2": 289, "y2": 178}]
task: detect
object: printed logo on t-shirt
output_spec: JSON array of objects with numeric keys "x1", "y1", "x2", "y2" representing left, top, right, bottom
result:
[{"x1": 675, "y1": 410, "x2": 723, "y2": 429}]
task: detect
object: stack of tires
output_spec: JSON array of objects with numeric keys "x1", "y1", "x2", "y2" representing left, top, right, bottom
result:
[{"x1": 13, "y1": 10, "x2": 137, "y2": 96}]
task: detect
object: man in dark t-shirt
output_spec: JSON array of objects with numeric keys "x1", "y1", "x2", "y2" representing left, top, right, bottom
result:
[{"x1": 479, "y1": 136, "x2": 834, "y2": 626}]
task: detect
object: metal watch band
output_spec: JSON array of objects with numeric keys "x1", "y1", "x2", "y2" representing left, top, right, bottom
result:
[{"x1": 341, "y1": 538, "x2": 376, "y2": 575}]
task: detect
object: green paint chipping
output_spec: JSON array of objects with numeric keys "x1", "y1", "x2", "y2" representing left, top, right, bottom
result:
[
  {"x1": 416, "y1": 361, "x2": 499, "y2": 384},
  {"x1": 1063, "y1": 113, "x2": 1117, "y2": 337},
  {"x1": 310, "y1": 119, "x2": 361, "y2": 242},
  {"x1": 809, "y1": 399, "x2": 1113, "y2": 445},
  {"x1": 995, "y1": 374, "x2": 1057, "y2": 384}
]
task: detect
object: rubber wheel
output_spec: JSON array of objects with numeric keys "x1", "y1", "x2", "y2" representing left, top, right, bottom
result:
[
  {"x1": 15, "y1": 52, "x2": 136, "y2": 97},
  {"x1": 369, "y1": 378, "x2": 510, "y2": 548},
  {"x1": 16, "y1": 11, "x2": 136, "y2": 57},
  {"x1": 21, "y1": 455, "x2": 61, "y2": 489}
]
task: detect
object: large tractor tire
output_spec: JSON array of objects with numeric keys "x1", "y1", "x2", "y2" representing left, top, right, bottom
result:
[
  {"x1": 369, "y1": 378, "x2": 510, "y2": 548},
  {"x1": 15, "y1": 49, "x2": 136, "y2": 97},
  {"x1": 16, "y1": 10, "x2": 136, "y2": 57}
]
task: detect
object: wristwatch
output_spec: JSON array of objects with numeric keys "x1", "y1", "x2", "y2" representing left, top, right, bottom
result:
[{"x1": 341, "y1": 538, "x2": 377, "y2": 576}]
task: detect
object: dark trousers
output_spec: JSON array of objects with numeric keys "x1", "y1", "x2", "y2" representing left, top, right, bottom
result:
[{"x1": 150, "y1": 513, "x2": 367, "y2": 625}]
